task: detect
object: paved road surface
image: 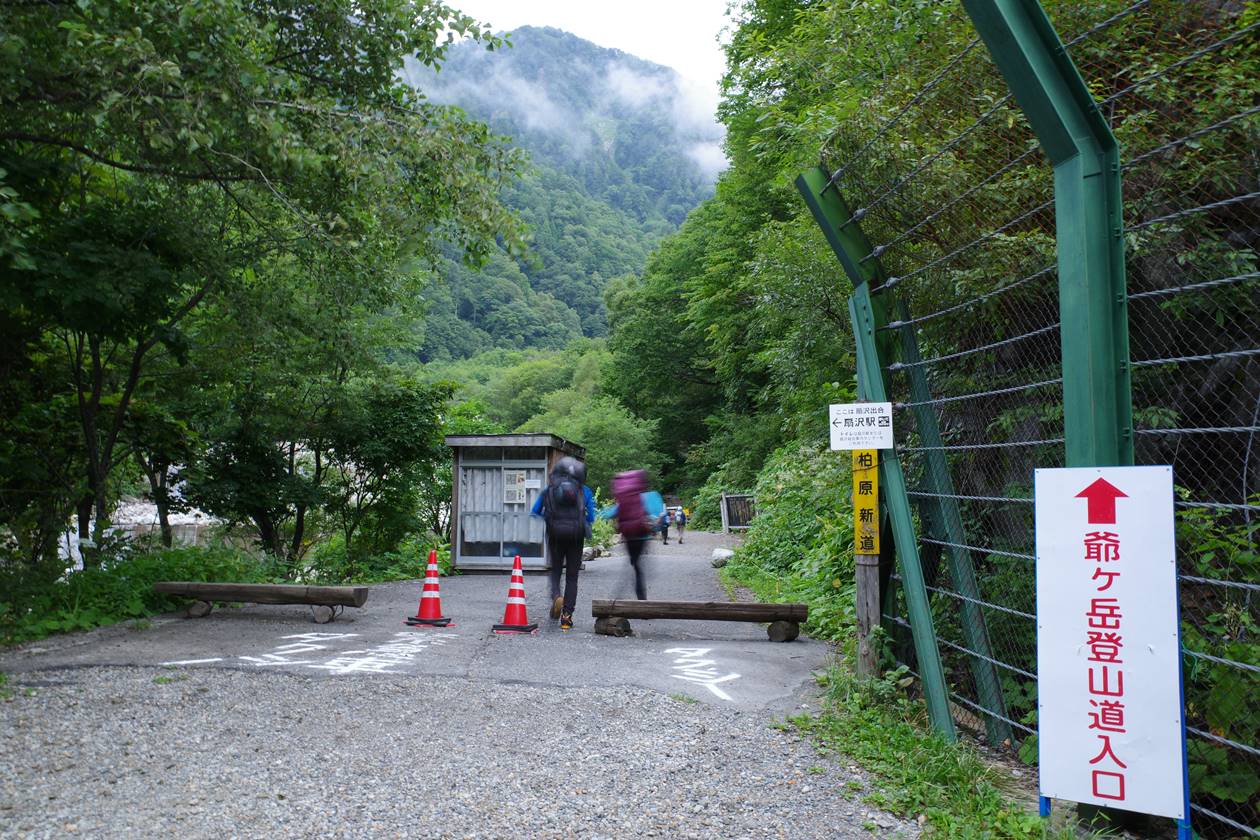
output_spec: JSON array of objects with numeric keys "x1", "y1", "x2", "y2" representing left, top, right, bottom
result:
[
  {"x1": 0, "y1": 531, "x2": 918, "y2": 838},
  {"x1": 3, "y1": 532, "x2": 822, "y2": 711}
]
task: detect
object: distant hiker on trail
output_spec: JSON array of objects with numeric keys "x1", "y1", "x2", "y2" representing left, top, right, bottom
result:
[
  {"x1": 659, "y1": 507, "x2": 671, "y2": 544},
  {"x1": 599, "y1": 469, "x2": 665, "y2": 600},
  {"x1": 531, "y1": 456, "x2": 595, "y2": 631},
  {"x1": 675, "y1": 507, "x2": 687, "y2": 544}
]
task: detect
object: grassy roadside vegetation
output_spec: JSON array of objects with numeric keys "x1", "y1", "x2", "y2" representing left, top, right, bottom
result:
[
  {"x1": 717, "y1": 444, "x2": 1100, "y2": 838},
  {"x1": 0, "y1": 541, "x2": 449, "y2": 647},
  {"x1": 1, "y1": 513, "x2": 621, "y2": 648},
  {"x1": 791, "y1": 664, "x2": 1101, "y2": 839}
]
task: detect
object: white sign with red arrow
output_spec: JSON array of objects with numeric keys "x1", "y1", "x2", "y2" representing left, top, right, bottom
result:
[{"x1": 1034, "y1": 465, "x2": 1188, "y2": 821}]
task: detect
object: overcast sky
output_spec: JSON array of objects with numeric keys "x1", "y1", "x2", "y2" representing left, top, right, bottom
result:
[{"x1": 449, "y1": 0, "x2": 732, "y2": 109}]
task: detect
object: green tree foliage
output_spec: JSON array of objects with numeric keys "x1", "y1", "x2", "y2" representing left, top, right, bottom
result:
[
  {"x1": 518, "y1": 394, "x2": 663, "y2": 493},
  {"x1": 425, "y1": 340, "x2": 664, "y2": 493},
  {"x1": 0, "y1": 0, "x2": 520, "y2": 565},
  {"x1": 322, "y1": 378, "x2": 452, "y2": 573}
]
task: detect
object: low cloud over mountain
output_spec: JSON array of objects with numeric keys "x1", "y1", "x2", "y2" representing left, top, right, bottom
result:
[{"x1": 404, "y1": 26, "x2": 726, "y2": 187}]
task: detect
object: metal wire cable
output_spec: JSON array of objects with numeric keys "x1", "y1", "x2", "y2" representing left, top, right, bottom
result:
[
  {"x1": 1186, "y1": 726, "x2": 1260, "y2": 760},
  {"x1": 1136, "y1": 426, "x2": 1260, "y2": 435},
  {"x1": 1180, "y1": 575, "x2": 1260, "y2": 594},
  {"x1": 1184, "y1": 648, "x2": 1260, "y2": 675},
  {"x1": 917, "y1": 580, "x2": 1036, "y2": 621},
  {"x1": 1188, "y1": 803, "x2": 1259, "y2": 837},
  {"x1": 919, "y1": 537, "x2": 1034, "y2": 561},
  {"x1": 889, "y1": 324, "x2": 1059, "y2": 371},
  {"x1": 1133, "y1": 348, "x2": 1260, "y2": 367},
  {"x1": 879, "y1": 264, "x2": 1055, "y2": 330},
  {"x1": 935, "y1": 636, "x2": 1038, "y2": 680},
  {"x1": 1176, "y1": 500, "x2": 1260, "y2": 513},
  {"x1": 1127, "y1": 271, "x2": 1260, "y2": 300},
  {"x1": 897, "y1": 377, "x2": 1060, "y2": 410},
  {"x1": 901, "y1": 438, "x2": 1064, "y2": 452},
  {"x1": 1061, "y1": 0, "x2": 1151, "y2": 49},
  {"x1": 1100, "y1": 21, "x2": 1260, "y2": 108},
  {"x1": 1128, "y1": 191, "x2": 1260, "y2": 233},
  {"x1": 907, "y1": 491, "x2": 1033, "y2": 504},
  {"x1": 1124, "y1": 105, "x2": 1260, "y2": 171},
  {"x1": 949, "y1": 691, "x2": 1036, "y2": 735}
]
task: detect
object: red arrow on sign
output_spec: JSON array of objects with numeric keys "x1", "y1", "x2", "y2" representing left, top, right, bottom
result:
[{"x1": 1075, "y1": 478, "x2": 1128, "y2": 524}]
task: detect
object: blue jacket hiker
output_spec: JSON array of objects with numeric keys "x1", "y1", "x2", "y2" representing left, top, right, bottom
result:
[{"x1": 530, "y1": 456, "x2": 595, "y2": 630}]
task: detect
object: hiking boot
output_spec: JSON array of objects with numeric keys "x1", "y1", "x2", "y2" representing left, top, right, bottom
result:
[
  {"x1": 560, "y1": 612, "x2": 574, "y2": 631},
  {"x1": 551, "y1": 595, "x2": 564, "y2": 619}
]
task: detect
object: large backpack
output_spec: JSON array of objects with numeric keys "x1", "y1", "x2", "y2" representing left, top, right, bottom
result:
[
  {"x1": 544, "y1": 468, "x2": 585, "y2": 539},
  {"x1": 611, "y1": 470, "x2": 651, "y2": 538}
]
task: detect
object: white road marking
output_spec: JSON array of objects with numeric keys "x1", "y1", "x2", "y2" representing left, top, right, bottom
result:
[
  {"x1": 664, "y1": 647, "x2": 741, "y2": 701},
  {"x1": 308, "y1": 632, "x2": 457, "y2": 675},
  {"x1": 159, "y1": 658, "x2": 223, "y2": 666}
]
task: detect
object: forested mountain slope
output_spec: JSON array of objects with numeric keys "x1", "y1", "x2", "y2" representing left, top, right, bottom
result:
[{"x1": 405, "y1": 26, "x2": 723, "y2": 358}]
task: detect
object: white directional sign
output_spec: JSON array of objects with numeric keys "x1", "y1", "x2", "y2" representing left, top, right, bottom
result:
[
  {"x1": 828, "y1": 402, "x2": 893, "y2": 450},
  {"x1": 1034, "y1": 465, "x2": 1187, "y2": 820}
]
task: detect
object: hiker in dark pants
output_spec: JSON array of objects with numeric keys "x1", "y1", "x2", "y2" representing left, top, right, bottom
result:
[
  {"x1": 531, "y1": 456, "x2": 594, "y2": 630},
  {"x1": 659, "y1": 508, "x2": 671, "y2": 544},
  {"x1": 600, "y1": 470, "x2": 665, "y2": 600}
]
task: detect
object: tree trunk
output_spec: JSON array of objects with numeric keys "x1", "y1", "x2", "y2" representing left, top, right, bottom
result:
[
  {"x1": 290, "y1": 504, "x2": 306, "y2": 560},
  {"x1": 139, "y1": 459, "x2": 173, "y2": 548},
  {"x1": 252, "y1": 510, "x2": 282, "y2": 559},
  {"x1": 76, "y1": 495, "x2": 92, "y2": 541},
  {"x1": 157, "y1": 501, "x2": 172, "y2": 548},
  {"x1": 91, "y1": 480, "x2": 109, "y2": 550}
]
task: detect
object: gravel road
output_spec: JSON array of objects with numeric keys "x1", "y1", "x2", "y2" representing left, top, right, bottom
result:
[{"x1": 0, "y1": 533, "x2": 918, "y2": 838}]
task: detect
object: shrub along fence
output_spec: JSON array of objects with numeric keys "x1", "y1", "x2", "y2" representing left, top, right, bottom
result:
[{"x1": 796, "y1": 0, "x2": 1258, "y2": 835}]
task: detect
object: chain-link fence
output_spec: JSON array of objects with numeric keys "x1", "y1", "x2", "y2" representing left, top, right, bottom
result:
[{"x1": 806, "y1": 1, "x2": 1258, "y2": 835}]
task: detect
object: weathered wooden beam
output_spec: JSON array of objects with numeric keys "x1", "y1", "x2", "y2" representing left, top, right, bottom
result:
[
  {"x1": 153, "y1": 582, "x2": 369, "y2": 608},
  {"x1": 590, "y1": 599, "x2": 807, "y2": 623}
]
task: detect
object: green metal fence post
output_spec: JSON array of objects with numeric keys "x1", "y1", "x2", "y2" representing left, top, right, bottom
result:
[
  {"x1": 798, "y1": 168, "x2": 1011, "y2": 745},
  {"x1": 850, "y1": 283, "x2": 956, "y2": 741},
  {"x1": 962, "y1": 0, "x2": 1133, "y2": 467}
]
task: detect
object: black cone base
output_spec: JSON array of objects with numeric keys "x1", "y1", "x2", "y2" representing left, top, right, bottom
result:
[
  {"x1": 492, "y1": 622, "x2": 538, "y2": 633},
  {"x1": 405, "y1": 616, "x2": 452, "y2": 627}
]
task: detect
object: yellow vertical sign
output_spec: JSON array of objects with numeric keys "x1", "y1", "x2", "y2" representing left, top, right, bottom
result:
[{"x1": 852, "y1": 449, "x2": 879, "y2": 554}]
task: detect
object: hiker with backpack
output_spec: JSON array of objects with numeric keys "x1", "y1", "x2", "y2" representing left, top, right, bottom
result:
[
  {"x1": 530, "y1": 456, "x2": 595, "y2": 630},
  {"x1": 674, "y1": 507, "x2": 687, "y2": 544},
  {"x1": 659, "y1": 507, "x2": 671, "y2": 544},
  {"x1": 599, "y1": 469, "x2": 665, "y2": 600}
]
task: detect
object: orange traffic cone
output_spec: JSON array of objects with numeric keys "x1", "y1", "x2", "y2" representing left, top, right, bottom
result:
[
  {"x1": 405, "y1": 550, "x2": 452, "y2": 627},
  {"x1": 492, "y1": 554, "x2": 537, "y2": 634}
]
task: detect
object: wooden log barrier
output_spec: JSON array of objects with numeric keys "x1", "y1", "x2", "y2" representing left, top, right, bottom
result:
[
  {"x1": 153, "y1": 582, "x2": 369, "y2": 623},
  {"x1": 590, "y1": 599, "x2": 807, "y2": 642}
]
